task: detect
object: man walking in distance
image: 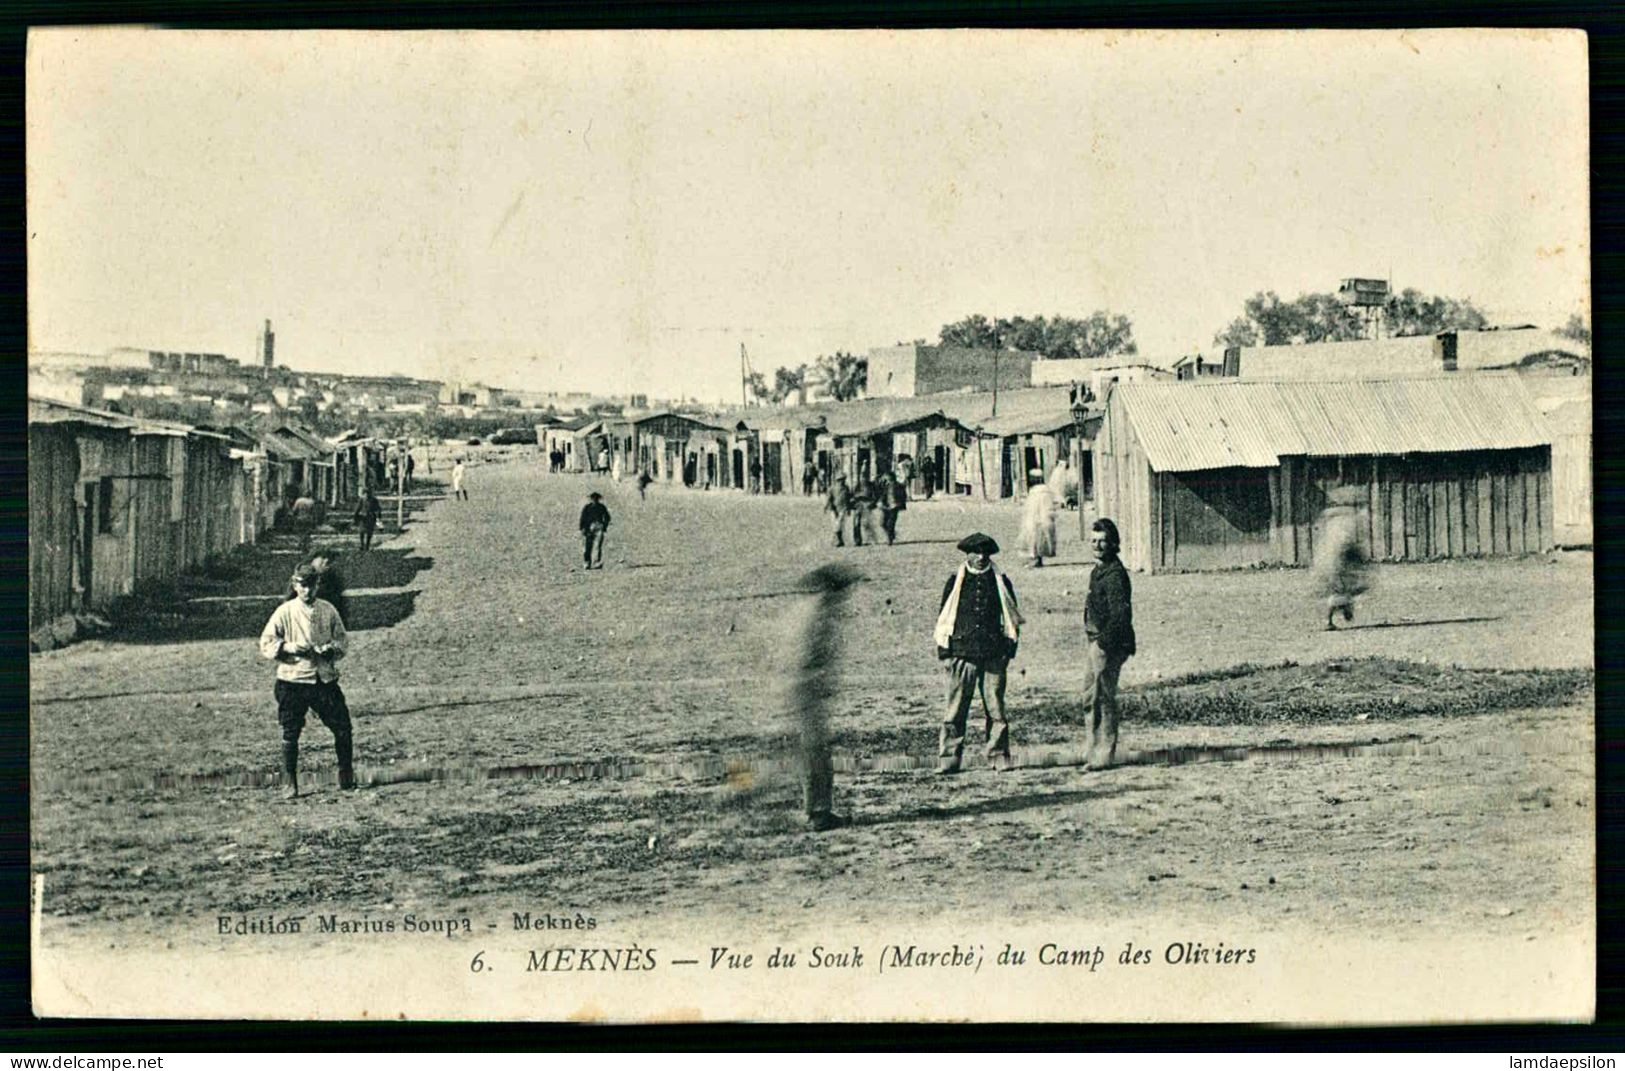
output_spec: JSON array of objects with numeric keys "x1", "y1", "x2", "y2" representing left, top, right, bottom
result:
[
  {"x1": 451, "y1": 457, "x2": 468, "y2": 501},
  {"x1": 259, "y1": 563, "x2": 355, "y2": 799},
  {"x1": 1082, "y1": 518, "x2": 1136, "y2": 770},
  {"x1": 354, "y1": 487, "x2": 381, "y2": 552},
  {"x1": 290, "y1": 485, "x2": 319, "y2": 554},
  {"x1": 579, "y1": 491, "x2": 611, "y2": 569},
  {"x1": 826, "y1": 472, "x2": 854, "y2": 547},
  {"x1": 933, "y1": 532, "x2": 1023, "y2": 773},
  {"x1": 877, "y1": 467, "x2": 908, "y2": 546},
  {"x1": 851, "y1": 469, "x2": 877, "y2": 546}
]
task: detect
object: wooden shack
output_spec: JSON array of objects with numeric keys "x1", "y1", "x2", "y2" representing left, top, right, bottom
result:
[
  {"x1": 1093, "y1": 376, "x2": 1555, "y2": 573},
  {"x1": 980, "y1": 409, "x2": 1089, "y2": 500},
  {"x1": 821, "y1": 410, "x2": 976, "y2": 494},
  {"x1": 29, "y1": 399, "x2": 247, "y2": 622}
]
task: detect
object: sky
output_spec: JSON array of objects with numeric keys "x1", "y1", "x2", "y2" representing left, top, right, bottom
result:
[{"x1": 28, "y1": 29, "x2": 1589, "y2": 404}]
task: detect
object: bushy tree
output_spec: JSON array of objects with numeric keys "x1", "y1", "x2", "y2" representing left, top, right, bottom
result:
[
  {"x1": 1215, "y1": 288, "x2": 1491, "y2": 347},
  {"x1": 815, "y1": 351, "x2": 868, "y2": 401},
  {"x1": 938, "y1": 312, "x2": 1137, "y2": 360},
  {"x1": 1213, "y1": 291, "x2": 1366, "y2": 347},
  {"x1": 1556, "y1": 312, "x2": 1591, "y2": 347},
  {"x1": 938, "y1": 314, "x2": 999, "y2": 350},
  {"x1": 1383, "y1": 288, "x2": 1489, "y2": 336}
]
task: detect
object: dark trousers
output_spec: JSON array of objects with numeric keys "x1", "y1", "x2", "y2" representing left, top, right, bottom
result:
[
  {"x1": 583, "y1": 525, "x2": 606, "y2": 566},
  {"x1": 880, "y1": 508, "x2": 899, "y2": 544},
  {"x1": 358, "y1": 521, "x2": 375, "y2": 550},
  {"x1": 940, "y1": 657, "x2": 1009, "y2": 766},
  {"x1": 275, "y1": 679, "x2": 354, "y2": 786}
]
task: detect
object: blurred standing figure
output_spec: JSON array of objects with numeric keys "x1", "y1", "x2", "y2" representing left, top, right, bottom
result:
[
  {"x1": 933, "y1": 533, "x2": 1023, "y2": 773},
  {"x1": 637, "y1": 469, "x2": 653, "y2": 501},
  {"x1": 877, "y1": 467, "x2": 908, "y2": 545},
  {"x1": 290, "y1": 486, "x2": 319, "y2": 554},
  {"x1": 826, "y1": 472, "x2": 855, "y2": 547},
  {"x1": 353, "y1": 488, "x2": 381, "y2": 551},
  {"x1": 1019, "y1": 470, "x2": 1060, "y2": 567},
  {"x1": 789, "y1": 563, "x2": 860, "y2": 832},
  {"x1": 1047, "y1": 457, "x2": 1075, "y2": 508},
  {"x1": 404, "y1": 452, "x2": 416, "y2": 493},
  {"x1": 451, "y1": 458, "x2": 468, "y2": 501},
  {"x1": 579, "y1": 491, "x2": 611, "y2": 569},
  {"x1": 1315, "y1": 498, "x2": 1371, "y2": 630},
  {"x1": 851, "y1": 470, "x2": 877, "y2": 545},
  {"x1": 1081, "y1": 518, "x2": 1135, "y2": 770},
  {"x1": 802, "y1": 464, "x2": 816, "y2": 497}
]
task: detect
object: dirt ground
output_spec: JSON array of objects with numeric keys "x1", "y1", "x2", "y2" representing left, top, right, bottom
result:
[{"x1": 31, "y1": 452, "x2": 1595, "y2": 957}]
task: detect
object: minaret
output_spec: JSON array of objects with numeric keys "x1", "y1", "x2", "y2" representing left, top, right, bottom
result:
[{"x1": 259, "y1": 319, "x2": 276, "y2": 375}]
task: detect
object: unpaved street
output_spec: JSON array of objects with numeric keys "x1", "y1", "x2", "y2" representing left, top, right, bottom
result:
[{"x1": 31, "y1": 456, "x2": 1594, "y2": 958}]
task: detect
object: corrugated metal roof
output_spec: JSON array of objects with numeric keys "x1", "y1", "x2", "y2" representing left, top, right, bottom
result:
[
  {"x1": 27, "y1": 397, "x2": 227, "y2": 440},
  {"x1": 980, "y1": 409, "x2": 1086, "y2": 437},
  {"x1": 827, "y1": 410, "x2": 971, "y2": 439},
  {"x1": 1114, "y1": 375, "x2": 1552, "y2": 473}
]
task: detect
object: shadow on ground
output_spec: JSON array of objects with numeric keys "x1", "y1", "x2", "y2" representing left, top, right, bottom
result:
[
  {"x1": 110, "y1": 546, "x2": 433, "y2": 645},
  {"x1": 857, "y1": 784, "x2": 1147, "y2": 827}
]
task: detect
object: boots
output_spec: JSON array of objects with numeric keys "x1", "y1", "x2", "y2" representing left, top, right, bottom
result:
[
  {"x1": 280, "y1": 740, "x2": 300, "y2": 799},
  {"x1": 336, "y1": 732, "x2": 356, "y2": 790}
]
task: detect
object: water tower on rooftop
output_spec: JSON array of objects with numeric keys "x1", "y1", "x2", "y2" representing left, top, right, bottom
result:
[{"x1": 1338, "y1": 277, "x2": 1390, "y2": 339}]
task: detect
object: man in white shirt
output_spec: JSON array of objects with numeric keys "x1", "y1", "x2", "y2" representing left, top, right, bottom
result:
[{"x1": 259, "y1": 563, "x2": 355, "y2": 799}]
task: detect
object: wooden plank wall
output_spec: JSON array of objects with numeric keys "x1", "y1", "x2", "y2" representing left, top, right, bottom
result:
[
  {"x1": 28, "y1": 425, "x2": 80, "y2": 627},
  {"x1": 1294, "y1": 447, "x2": 1551, "y2": 563},
  {"x1": 1092, "y1": 392, "x2": 1156, "y2": 573},
  {"x1": 1160, "y1": 467, "x2": 1273, "y2": 571}
]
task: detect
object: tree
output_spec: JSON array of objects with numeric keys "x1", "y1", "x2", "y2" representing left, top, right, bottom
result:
[
  {"x1": 745, "y1": 364, "x2": 809, "y2": 405},
  {"x1": 744, "y1": 370, "x2": 771, "y2": 405},
  {"x1": 1212, "y1": 290, "x2": 1366, "y2": 347},
  {"x1": 771, "y1": 364, "x2": 808, "y2": 403},
  {"x1": 939, "y1": 311, "x2": 1138, "y2": 361},
  {"x1": 815, "y1": 351, "x2": 868, "y2": 401},
  {"x1": 938, "y1": 314, "x2": 1000, "y2": 350},
  {"x1": 1383, "y1": 288, "x2": 1489, "y2": 336},
  {"x1": 1556, "y1": 313, "x2": 1591, "y2": 347}
]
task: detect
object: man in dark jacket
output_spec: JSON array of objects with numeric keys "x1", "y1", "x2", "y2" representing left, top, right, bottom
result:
[
  {"x1": 877, "y1": 468, "x2": 908, "y2": 545},
  {"x1": 353, "y1": 488, "x2": 381, "y2": 551},
  {"x1": 933, "y1": 532, "x2": 1023, "y2": 773},
  {"x1": 1082, "y1": 517, "x2": 1136, "y2": 769},
  {"x1": 579, "y1": 492, "x2": 611, "y2": 569}
]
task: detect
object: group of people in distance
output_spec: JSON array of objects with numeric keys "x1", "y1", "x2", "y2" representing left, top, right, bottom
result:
[{"x1": 825, "y1": 468, "x2": 911, "y2": 547}]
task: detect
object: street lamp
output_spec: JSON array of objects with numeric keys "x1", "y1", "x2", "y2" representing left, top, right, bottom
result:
[{"x1": 1070, "y1": 393, "x2": 1090, "y2": 540}]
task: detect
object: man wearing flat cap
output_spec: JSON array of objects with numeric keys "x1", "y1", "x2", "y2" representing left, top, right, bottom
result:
[
  {"x1": 259, "y1": 562, "x2": 355, "y2": 799},
  {"x1": 932, "y1": 532, "x2": 1024, "y2": 773}
]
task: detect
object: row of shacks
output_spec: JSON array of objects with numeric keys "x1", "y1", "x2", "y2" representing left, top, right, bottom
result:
[
  {"x1": 28, "y1": 397, "x2": 390, "y2": 636},
  {"x1": 538, "y1": 391, "x2": 1094, "y2": 505},
  {"x1": 550, "y1": 374, "x2": 1573, "y2": 573}
]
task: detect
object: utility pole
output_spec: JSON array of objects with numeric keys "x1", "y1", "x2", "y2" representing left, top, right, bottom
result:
[
  {"x1": 741, "y1": 343, "x2": 750, "y2": 408},
  {"x1": 396, "y1": 439, "x2": 406, "y2": 531},
  {"x1": 991, "y1": 348, "x2": 1000, "y2": 418}
]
